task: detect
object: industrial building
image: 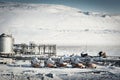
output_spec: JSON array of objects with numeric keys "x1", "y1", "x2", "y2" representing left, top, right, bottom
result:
[
  {"x1": 14, "y1": 43, "x2": 56, "y2": 56},
  {"x1": 0, "y1": 33, "x2": 56, "y2": 57},
  {"x1": 0, "y1": 33, "x2": 14, "y2": 57}
]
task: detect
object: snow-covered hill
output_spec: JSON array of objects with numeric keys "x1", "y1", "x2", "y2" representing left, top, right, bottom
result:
[{"x1": 0, "y1": 2, "x2": 120, "y2": 46}]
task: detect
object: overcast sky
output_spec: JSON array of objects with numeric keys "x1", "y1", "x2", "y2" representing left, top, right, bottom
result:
[{"x1": 0, "y1": 0, "x2": 120, "y2": 14}]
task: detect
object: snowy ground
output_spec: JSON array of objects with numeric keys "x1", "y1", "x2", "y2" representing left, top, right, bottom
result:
[{"x1": 0, "y1": 63, "x2": 120, "y2": 80}]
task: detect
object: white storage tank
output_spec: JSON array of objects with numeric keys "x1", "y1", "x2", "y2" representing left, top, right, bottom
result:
[{"x1": 0, "y1": 33, "x2": 14, "y2": 55}]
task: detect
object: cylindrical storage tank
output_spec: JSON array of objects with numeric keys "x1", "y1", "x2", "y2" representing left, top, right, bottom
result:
[{"x1": 0, "y1": 33, "x2": 14, "y2": 55}]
